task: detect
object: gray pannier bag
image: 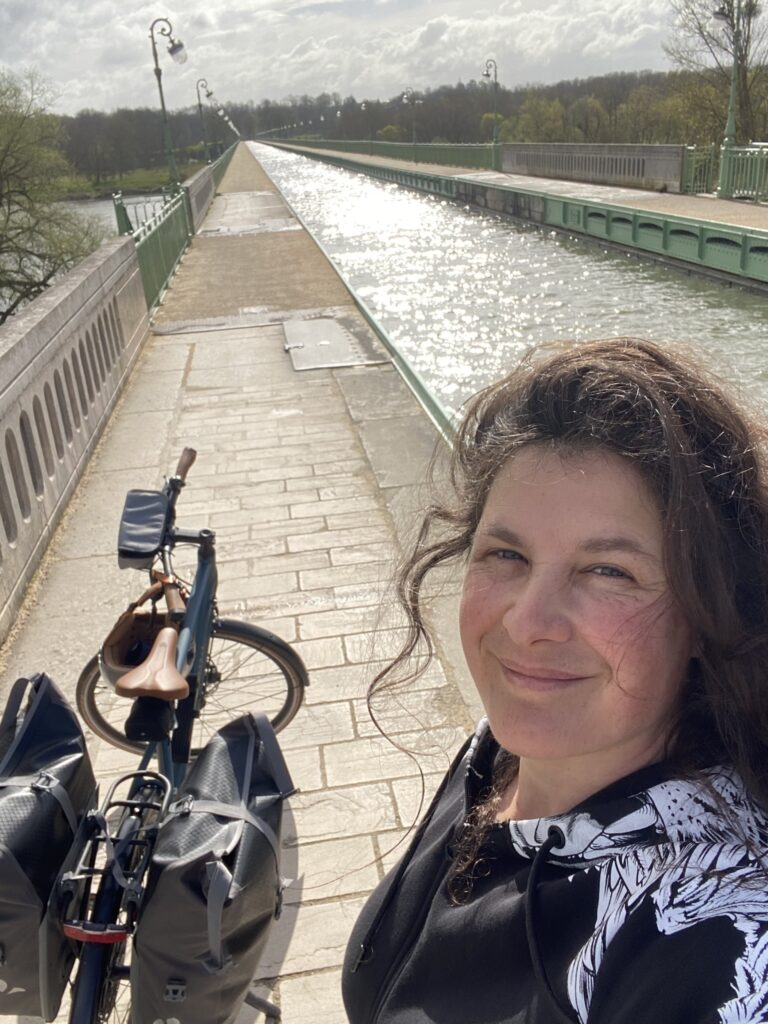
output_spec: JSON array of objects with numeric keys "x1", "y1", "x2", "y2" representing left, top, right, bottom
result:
[
  {"x1": 0, "y1": 672, "x2": 97, "y2": 1020},
  {"x1": 131, "y1": 712, "x2": 295, "y2": 1024}
]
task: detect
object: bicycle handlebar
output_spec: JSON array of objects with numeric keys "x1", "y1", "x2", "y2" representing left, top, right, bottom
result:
[{"x1": 175, "y1": 448, "x2": 197, "y2": 482}]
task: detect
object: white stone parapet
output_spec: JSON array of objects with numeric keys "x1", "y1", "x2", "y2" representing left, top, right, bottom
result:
[{"x1": 0, "y1": 237, "x2": 149, "y2": 641}]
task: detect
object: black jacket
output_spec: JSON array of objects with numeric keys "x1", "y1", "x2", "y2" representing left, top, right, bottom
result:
[{"x1": 342, "y1": 720, "x2": 768, "y2": 1024}]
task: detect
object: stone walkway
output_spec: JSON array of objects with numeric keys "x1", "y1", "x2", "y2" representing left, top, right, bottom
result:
[{"x1": 0, "y1": 143, "x2": 478, "y2": 1022}]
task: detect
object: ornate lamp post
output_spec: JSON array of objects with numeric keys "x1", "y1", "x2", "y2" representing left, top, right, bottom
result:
[
  {"x1": 402, "y1": 88, "x2": 421, "y2": 163},
  {"x1": 714, "y1": 1, "x2": 742, "y2": 197},
  {"x1": 196, "y1": 78, "x2": 213, "y2": 163},
  {"x1": 482, "y1": 58, "x2": 499, "y2": 145},
  {"x1": 149, "y1": 17, "x2": 187, "y2": 185},
  {"x1": 361, "y1": 101, "x2": 372, "y2": 154}
]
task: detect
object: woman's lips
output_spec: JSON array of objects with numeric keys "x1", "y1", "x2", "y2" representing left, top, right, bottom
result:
[{"x1": 499, "y1": 658, "x2": 590, "y2": 691}]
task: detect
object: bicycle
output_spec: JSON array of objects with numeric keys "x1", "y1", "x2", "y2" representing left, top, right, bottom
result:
[{"x1": 59, "y1": 447, "x2": 308, "y2": 1023}]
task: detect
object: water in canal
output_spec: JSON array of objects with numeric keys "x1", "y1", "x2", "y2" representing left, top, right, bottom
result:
[{"x1": 251, "y1": 143, "x2": 768, "y2": 418}]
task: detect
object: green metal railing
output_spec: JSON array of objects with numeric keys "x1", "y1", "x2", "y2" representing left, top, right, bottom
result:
[
  {"x1": 280, "y1": 138, "x2": 498, "y2": 171},
  {"x1": 133, "y1": 191, "x2": 192, "y2": 308},
  {"x1": 681, "y1": 145, "x2": 718, "y2": 194},
  {"x1": 718, "y1": 145, "x2": 768, "y2": 200},
  {"x1": 112, "y1": 144, "x2": 239, "y2": 310}
]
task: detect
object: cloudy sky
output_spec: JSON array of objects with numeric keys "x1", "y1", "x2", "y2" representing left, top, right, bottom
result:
[{"x1": 1, "y1": 0, "x2": 675, "y2": 115}]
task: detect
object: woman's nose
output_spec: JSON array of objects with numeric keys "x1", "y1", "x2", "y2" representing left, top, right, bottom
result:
[{"x1": 500, "y1": 573, "x2": 572, "y2": 645}]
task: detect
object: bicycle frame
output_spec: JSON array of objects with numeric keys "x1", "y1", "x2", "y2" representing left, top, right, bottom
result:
[{"x1": 137, "y1": 526, "x2": 218, "y2": 787}]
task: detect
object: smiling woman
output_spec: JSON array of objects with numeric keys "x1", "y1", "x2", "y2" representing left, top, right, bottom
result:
[{"x1": 343, "y1": 338, "x2": 768, "y2": 1024}]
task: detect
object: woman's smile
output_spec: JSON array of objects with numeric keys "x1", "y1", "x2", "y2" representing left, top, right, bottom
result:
[{"x1": 497, "y1": 656, "x2": 591, "y2": 691}]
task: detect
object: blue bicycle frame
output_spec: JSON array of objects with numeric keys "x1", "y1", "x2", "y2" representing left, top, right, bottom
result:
[{"x1": 136, "y1": 526, "x2": 218, "y2": 787}]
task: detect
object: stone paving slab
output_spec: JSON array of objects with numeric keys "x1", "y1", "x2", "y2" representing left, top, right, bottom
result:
[{"x1": 0, "y1": 142, "x2": 481, "y2": 1023}]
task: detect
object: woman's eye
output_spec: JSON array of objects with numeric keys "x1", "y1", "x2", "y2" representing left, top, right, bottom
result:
[
  {"x1": 492, "y1": 549, "x2": 523, "y2": 562},
  {"x1": 590, "y1": 564, "x2": 630, "y2": 579}
]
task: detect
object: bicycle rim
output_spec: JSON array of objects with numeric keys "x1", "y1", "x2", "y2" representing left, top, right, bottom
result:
[{"x1": 76, "y1": 620, "x2": 306, "y2": 755}]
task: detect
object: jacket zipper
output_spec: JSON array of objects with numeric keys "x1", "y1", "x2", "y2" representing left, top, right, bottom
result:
[{"x1": 368, "y1": 843, "x2": 453, "y2": 1024}]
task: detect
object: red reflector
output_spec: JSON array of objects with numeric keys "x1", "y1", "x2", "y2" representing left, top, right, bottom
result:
[{"x1": 64, "y1": 921, "x2": 129, "y2": 944}]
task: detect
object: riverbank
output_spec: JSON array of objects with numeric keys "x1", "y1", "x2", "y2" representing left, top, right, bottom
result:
[{"x1": 59, "y1": 160, "x2": 206, "y2": 200}]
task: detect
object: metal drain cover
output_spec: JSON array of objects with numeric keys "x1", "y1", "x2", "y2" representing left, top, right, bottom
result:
[{"x1": 283, "y1": 318, "x2": 385, "y2": 369}]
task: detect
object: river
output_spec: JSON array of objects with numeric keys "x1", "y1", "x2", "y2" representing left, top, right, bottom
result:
[{"x1": 250, "y1": 143, "x2": 768, "y2": 418}]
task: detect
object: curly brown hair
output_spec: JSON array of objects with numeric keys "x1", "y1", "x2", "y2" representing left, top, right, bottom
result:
[{"x1": 370, "y1": 337, "x2": 768, "y2": 808}]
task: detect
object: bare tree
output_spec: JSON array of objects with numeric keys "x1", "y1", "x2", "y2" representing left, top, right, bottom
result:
[
  {"x1": 0, "y1": 69, "x2": 104, "y2": 324},
  {"x1": 665, "y1": 0, "x2": 768, "y2": 141}
]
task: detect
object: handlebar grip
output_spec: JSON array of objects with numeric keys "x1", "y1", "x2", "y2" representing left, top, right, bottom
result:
[{"x1": 175, "y1": 447, "x2": 197, "y2": 482}]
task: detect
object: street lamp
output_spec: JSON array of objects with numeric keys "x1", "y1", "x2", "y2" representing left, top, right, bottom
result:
[
  {"x1": 402, "y1": 88, "x2": 421, "y2": 163},
  {"x1": 336, "y1": 109, "x2": 343, "y2": 139},
  {"x1": 713, "y1": 1, "x2": 742, "y2": 197},
  {"x1": 195, "y1": 78, "x2": 213, "y2": 163},
  {"x1": 482, "y1": 58, "x2": 499, "y2": 147},
  {"x1": 714, "y1": 2, "x2": 741, "y2": 148},
  {"x1": 361, "y1": 101, "x2": 372, "y2": 154},
  {"x1": 149, "y1": 17, "x2": 187, "y2": 186}
]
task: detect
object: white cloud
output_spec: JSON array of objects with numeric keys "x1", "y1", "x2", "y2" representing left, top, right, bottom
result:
[{"x1": 0, "y1": 0, "x2": 674, "y2": 114}]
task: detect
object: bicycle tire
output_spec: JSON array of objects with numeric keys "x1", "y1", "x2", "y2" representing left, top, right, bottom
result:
[{"x1": 76, "y1": 619, "x2": 307, "y2": 755}]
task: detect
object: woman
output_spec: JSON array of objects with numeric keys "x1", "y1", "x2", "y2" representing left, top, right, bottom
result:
[{"x1": 342, "y1": 338, "x2": 768, "y2": 1024}]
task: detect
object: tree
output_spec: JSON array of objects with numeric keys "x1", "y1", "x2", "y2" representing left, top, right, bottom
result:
[
  {"x1": 479, "y1": 112, "x2": 503, "y2": 141},
  {"x1": 376, "y1": 124, "x2": 406, "y2": 142},
  {"x1": 0, "y1": 69, "x2": 104, "y2": 324},
  {"x1": 567, "y1": 96, "x2": 610, "y2": 142},
  {"x1": 508, "y1": 95, "x2": 566, "y2": 142},
  {"x1": 665, "y1": 0, "x2": 768, "y2": 142}
]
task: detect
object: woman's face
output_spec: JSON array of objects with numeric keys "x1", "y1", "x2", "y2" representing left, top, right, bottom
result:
[{"x1": 459, "y1": 446, "x2": 693, "y2": 777}]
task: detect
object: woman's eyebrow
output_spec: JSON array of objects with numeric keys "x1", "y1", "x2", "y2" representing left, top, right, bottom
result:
[
  {"x1": 580, "y1": 537, "x2": 659, "y2": 561},
  {"x1": 481, "y1": 526, "x2": 523, "y2": 546},
  {"x1": 481, "y1": 527, "x2": 659, "y2": 562}
]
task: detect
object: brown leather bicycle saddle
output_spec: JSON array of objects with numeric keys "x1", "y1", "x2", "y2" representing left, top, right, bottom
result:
[{"x1": 114, "y1": 627, "x2": 190, "y2": 701}]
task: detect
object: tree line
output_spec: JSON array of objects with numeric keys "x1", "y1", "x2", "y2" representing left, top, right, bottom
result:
[{"x1": 61, "y1": 66, "x2": 768, "y2": 187}]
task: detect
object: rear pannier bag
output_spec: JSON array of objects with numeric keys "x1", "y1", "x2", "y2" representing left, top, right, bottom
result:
[
  {"x1": 0, "y1": 673, "x2": 96, "y2": 1020},
  {"x1": 131, "y1": 713, "x2": 295, "y2": 1024}
]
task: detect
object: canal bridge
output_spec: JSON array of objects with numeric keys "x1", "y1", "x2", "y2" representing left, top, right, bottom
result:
[{"x1": 0, "y1": 140, "x2": 766, "y2": 1021}]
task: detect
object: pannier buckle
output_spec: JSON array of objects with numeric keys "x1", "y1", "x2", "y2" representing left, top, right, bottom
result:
[
  {"x1": 164, "y1": 979, "x2": 187, "y2": 1002},
  {"x1": 169, "y1": 795, "x2": 194, "y2": 817},
  {"x1": 32, "y1": 770, "x2": 56, "y2": 792}
]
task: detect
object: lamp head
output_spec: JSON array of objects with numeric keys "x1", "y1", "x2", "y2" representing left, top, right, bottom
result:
[{"x1": 168, "y1": 37, "x2": 187, "y2": 63}]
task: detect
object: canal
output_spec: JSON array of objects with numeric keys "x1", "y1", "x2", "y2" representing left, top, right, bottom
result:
[{"x1": 251, "y1": 143, "x2": 768, "y2": 418}]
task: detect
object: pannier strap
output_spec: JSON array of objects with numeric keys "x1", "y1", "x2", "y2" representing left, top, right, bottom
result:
[
  {"x1": 0, "y1": 771, "x2": 78, "y2": 834},
  {"x1": 204, "y1": 860, "x2": 234, "y2": 973},
  {"x1": 252, "y1": 713, "x2": 295, "y2": 798},
  {"x1": 166, "y1": 799, "x2": 281, "y2": 862}
]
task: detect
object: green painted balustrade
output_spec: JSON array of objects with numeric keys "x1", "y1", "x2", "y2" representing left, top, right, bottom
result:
[{"x1": 133, "y1": 191, "x2": 192, "y2": 308}]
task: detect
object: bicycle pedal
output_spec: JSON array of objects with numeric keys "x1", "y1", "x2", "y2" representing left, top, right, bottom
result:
[{"x1": 63, "y1": 920, "x2": 130, "y2": 944}]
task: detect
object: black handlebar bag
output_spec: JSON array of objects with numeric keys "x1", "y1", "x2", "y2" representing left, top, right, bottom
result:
[
  {"x1": 0, "y1": 673, "x2": 96, "y2": 1020},
  {"x1": 131, "y1": 713, "x2": 295, "y2": 1024}
]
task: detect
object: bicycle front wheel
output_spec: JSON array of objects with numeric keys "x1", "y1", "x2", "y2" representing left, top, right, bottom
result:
[{"x1": 76, "y1": 619, "x2": 307, "y2": 755}]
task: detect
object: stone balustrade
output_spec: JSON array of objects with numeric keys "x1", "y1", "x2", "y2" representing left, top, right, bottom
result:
[{"x1": 0, "y1": 237, "x2": 148, "y2": 640}]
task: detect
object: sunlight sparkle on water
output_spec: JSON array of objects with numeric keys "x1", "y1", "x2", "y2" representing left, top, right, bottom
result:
[{"x1": 254, "y1": 144, "x2": 768, "y2": 416}]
